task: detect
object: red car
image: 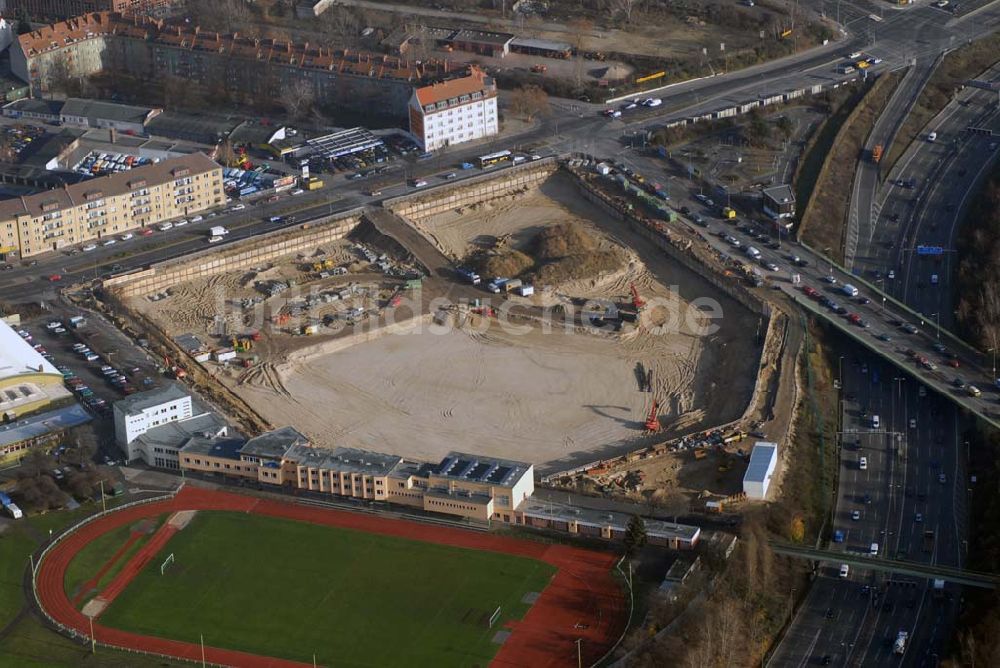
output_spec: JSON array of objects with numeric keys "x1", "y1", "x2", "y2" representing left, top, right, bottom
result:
[
  {"x1": 47, "y1": 274, "x2": 62, "y2": 282},
  {"x1": 848, "y1": 313, "x2": 862, "y2": 325},
  {"x1": 139, "y1": 228, "x2": 154, "y2": 236},
  {"x1": 947, "y1": 358, "x2": 960, "y2": 368},
  {"x1": 802, "y1": 286, "x2": 819, "y2": 298}
]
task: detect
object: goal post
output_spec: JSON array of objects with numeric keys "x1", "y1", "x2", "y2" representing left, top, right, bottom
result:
[
  {"x1": 488, "y1": 605, "x2": 502, "y2": 629},
  {"x1": 160, "y1": 552, "x2": 175, "y2": 575}
]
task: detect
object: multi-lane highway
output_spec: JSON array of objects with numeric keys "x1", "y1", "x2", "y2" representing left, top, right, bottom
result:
[
  {"x1": 853, "y1": 63, "x2": 1000, "y2": 333},
  {"x1": 770, "y1": 346, "x2": 966, "y2": 667}
]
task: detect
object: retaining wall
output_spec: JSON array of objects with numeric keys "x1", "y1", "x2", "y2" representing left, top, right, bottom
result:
[
  {"x1": 105, "y1": 210, "x2": 364, "y2": 298},
  {"x1": 385, "y1": 159, "x2": 557, "y2": 223}
]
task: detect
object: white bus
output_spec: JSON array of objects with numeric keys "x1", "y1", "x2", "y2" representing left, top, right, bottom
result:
[{"x1": 477, "y1": 150, "x2": 512, "y2": 169}]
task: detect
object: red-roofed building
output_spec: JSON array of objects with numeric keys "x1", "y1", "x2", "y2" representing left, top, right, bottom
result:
[
  {"x1": 408, "y1": 67, "x2": 497, "y2": 151},
  {"x1": 11, "y1": 12, "x2": 468, "y2": 119}
]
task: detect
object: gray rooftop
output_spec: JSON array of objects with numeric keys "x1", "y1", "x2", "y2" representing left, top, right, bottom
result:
[
  {"x1": 60, "y1": 98, "x2": 158, "y2": 126},
  {"x1": 762, "y1": 184, "x2": 795, "y2": 203},
  {"x1": 431, "y1": 451, "x2": 532, "y2": 488},
  {"x1": 509, "y1": 37, "x2": 572, "y2": 52},
  {"x1": 0, "y1": 403, "x2": 91, "y2": 448},
  {"x1": 744, "y1": 441, "x2": 778, "y2": 483},
  {"x1": 114, "y1": 382, "x2": 190, "y2": 417},
  {"x1": 137, "y1": 411, "x2": 229, "y2": 450},
  {"x1": 240, "y1": 426, "x2": 309, "y2": 459},
  {"x1": 179, "y1": 436, "x2": 246, "y2": 459},
  {"x1": 5, "y1": 98, "x2": 63, "y2": 117},
  {"x1": 519, "y1": 498, "x2": 701, "y2": 543},
  {"x1": 284, "y1": 444, "x2": 403, "y2": 477}
]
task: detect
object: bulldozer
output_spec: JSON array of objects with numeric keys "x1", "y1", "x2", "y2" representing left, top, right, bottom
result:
[
  {"x1": 311, "y1": 258, "x2": 336, "y2": 272},
  {"x1": 231, "y1": 336, "x2": 253, "y2": 352}
]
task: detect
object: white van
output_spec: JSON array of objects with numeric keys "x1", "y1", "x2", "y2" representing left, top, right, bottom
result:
[
  {"x1": 871, "y1": 415, "x2": 880, "y2": 429},
  {"x1": 859, "y1": 457, "x2": 868, "y2": 470},
  {"x1": 870, "y1": 542, "x2": 879, "y2": 556},
  {"x1": 928, "y1": 131, "x2": 938, "y2": 142},
  {"x1": 839, "y1": 564, "x2": 850, "y2": 578},
  {"x1": 841, "y1": 284, "x2": 859, "y2": 298}
]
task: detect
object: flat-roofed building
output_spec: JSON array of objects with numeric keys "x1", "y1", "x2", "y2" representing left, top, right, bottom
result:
[
  {"x1": 743, "y1": 441, "x2": 778, "y2": 500},
  {"x1": 408, "y1": 67, "x2": 498, "y2": 151},
  {"x1": 762, "y1": 184, "x2": 796, "y2": 224},
  {"x1": 285, "y1": 444, "x2": 406, "y2": 503},
  {"x1": 113, "y1": 382, "x2": 232, "y2": 467},
  {"x1": 425, "y1": 451, "x2": 534, "y2": 523},
  {"x1": 518, "y1": 498, "x2": 701, "y2": 549},
  {"x1": 0, "y1": 151, "x2": 223, "y2": 258}
]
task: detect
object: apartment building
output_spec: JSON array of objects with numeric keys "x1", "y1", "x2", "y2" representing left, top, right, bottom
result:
[
  {"x1": 11, "y1": 12, "x2": 466, "y2": 117},
  {"x1": 4, "y1": 0, "x2": 176, "y2": 21},
  {"x1": 408, "y1": 67, "x2": 498, "y2": 151},
  {"x1": 0, "y1": 151, "x2": 222, "y2": 258}
]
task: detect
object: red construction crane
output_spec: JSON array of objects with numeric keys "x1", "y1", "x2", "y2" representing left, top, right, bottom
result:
[
  {"x1": 630, "y1": 283, "x2": 647, "y2": 310},
  {"x1": 644, "y1": 400, "x2": 660, "y2": 432}
]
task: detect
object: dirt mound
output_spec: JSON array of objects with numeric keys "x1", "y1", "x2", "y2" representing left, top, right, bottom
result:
[
  {"x1": 481, "y1": 250, "x2": 534, "y2": 278},
  {"x1": 472, "y1": 223, "x2": 623, "y2": 284},
  {"x1": 531, "y1": 223, "x2": 598, "y2": 260},
  {"x1": 535, "y1": 250, "x2": 624, "y2": 284}
]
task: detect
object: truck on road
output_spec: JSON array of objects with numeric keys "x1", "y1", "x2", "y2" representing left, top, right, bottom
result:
[
  {"x1": 893, "y1": 631, "x2": 908, "y2": 655},
  {"x1": 922, "y1": 530, "x2": 935, "y2": 552}
]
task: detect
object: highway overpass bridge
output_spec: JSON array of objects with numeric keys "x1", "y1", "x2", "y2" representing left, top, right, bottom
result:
[{"x1": 771, "y1": 542, "x2": 998, "y2": 589}]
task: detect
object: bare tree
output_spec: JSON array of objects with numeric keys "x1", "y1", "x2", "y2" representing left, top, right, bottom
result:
[
  {"x1": 281, "y1": 78, "x2": 316, "y2": 121},
  {"x1": 508, "y1": 84, "x2": 550, "y2": 121},
  {"x1": 613, "y1": 0, "x2": 643, "y2": 24},
  {"x1": 320, "y1": 7, "x2": 362, "y2": 48}
]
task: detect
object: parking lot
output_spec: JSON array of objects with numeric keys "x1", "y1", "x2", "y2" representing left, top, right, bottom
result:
[{"x1": 15, "y1": 310, "x2": 163, "y2": 462}]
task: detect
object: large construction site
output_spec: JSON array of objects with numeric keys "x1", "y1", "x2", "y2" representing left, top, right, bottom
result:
[{"x1": 105, "y1": 163, "x2": 764, "y2": 475}]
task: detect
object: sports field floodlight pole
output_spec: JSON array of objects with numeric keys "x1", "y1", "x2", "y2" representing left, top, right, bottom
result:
[
  {"x1": 200, "y1": 633, "x2": 206, "y2": 668},
  {"x1": 576, "y1": 638, "x2": 583, "y2": 668},
  {"x1": 99, "y1": 480, "x2": 106, "y2": 513},
  {"x1": 89, "y1": 614, "x2": 95, "y2": 654}
]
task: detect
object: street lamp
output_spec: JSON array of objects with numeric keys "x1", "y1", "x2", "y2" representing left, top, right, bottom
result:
[{"x1": 988, "y1": 347, "x2": 997, "y2": 380}]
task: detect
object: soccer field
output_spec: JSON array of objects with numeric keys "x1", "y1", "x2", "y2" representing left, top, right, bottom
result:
[{"x1": 99, "y1": 511, "x2": 556, "y2": 666}]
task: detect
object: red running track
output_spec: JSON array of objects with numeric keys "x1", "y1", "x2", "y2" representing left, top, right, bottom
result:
[
  {"x1": 71, "y1": 530, "x2": 141, "y2": 607},
  {"x1": 92, "y1": 521, "x2": 178, "y2": 610},
  {"x1": 36, "y1": 486, "x2": 626, "y2": 668}
]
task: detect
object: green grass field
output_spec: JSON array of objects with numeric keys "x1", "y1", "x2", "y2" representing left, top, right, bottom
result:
[
  {"x1": 100, "y1": 512, "x2": 556, "y2": 667},
  {"x1": 63, "y1": 515, "x2": 166, "y2": 607}
]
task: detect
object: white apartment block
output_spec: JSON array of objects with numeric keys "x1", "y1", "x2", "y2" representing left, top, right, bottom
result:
[{"x1": 408, "y1": 67, "x2": 498, "y2": 151}]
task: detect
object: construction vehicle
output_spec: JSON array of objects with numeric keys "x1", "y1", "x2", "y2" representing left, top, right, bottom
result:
[
  {"x1": 163, "y1": 355, "x2": 187, "y2": 380},
  {"x1": 231, "y1": 336, "x2": 253, "y2": 352},
  {"x1": 644, "y1": 400, "x2": 661, "y2": 431},
  {"x1": 630, "y1": 283, "x2": 647, "y2": 310},
  {"x1": 721, "y1": 206, "x2": 737, "y2": 219},
  {"x1": 893, "y1": 631, "x2": 908, "y2": 655},
  {"x1": 871, "y1": 144, "x2": 883, "y2": 163},
  {"x1": 312, "y1": 258, "x2": 336, "y2": 272}
]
